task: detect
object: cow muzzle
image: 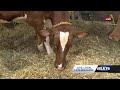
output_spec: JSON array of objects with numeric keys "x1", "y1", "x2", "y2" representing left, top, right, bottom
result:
[
  {"x1": 57, "y1": 64, "x2": 65, "y2": 70},
  {"x1": 54, "y1": 60, "x2": 67, "y2": 71}
]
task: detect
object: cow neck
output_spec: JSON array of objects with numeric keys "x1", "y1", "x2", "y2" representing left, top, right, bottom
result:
[{"x1": 52, "y1": 11, "x2": 71, "y2": 27}]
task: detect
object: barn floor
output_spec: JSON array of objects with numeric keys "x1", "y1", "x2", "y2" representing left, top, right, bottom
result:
[{"x1": 0, "y1": 20, "x2": 120, "y2": 79}]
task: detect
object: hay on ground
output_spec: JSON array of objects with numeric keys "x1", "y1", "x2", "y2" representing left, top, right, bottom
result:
[{"x1": 0, "y1": 20, "x2": 120, "y2": 79}]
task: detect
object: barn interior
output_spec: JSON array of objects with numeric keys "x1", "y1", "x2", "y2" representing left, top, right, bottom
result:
[{"x1": 0, "y1": 11, "x2": 120, "y2": 79}]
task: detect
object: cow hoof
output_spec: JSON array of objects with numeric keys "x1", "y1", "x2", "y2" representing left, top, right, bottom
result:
[
  {"x1": 48, "y1": 53, "x2": 54, "y2": 56},
  {"x1": 109, "y1": 35, "x2": 112, "y2": 40},
  {"x1": 109, "y1": 35, "x2": 120, "y2": 41},
  {"x1": 47, "y1": 50, "x2": 54, "y2": 55},
  {"x1": 37, "y1": 45, "x2": 44, "y2": 51}
]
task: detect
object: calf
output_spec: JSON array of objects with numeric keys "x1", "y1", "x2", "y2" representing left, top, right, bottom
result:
[
  {"x1": 109, "y1": 14, "x2": 120, "y2": 41},
  {"x1": 0, "y1": 11, "x2": 26, "y2": 21},
  {"x1": 0, "y1": 11, "x2": 27, "y2": 28},
  {"x1": 26, "y1": 11, "x2": 87, "y2": 70},
  {"x1": 0, "y1": 11, "x2": 87, "y2": 70}
]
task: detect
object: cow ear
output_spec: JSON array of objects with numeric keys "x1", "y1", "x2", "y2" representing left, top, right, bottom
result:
[
  {"x1": 40, "y1": 30, "x2": 50, "y2": 37},
  {"x1": 73, "y1": 31, "x2": 88, "y2": 39}
]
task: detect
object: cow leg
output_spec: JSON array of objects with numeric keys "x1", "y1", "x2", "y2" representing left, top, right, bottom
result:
[
  {"x1": 37, "y1": 30, "x2": 54, "y2": 55},
  {"x1": 37, "y1": 20, "x2": 53, "y2": 55},
  {"x1": 39, "y1": 30, "x2": 54, "y2": 55},
  {"x1": 109, "y1": 15, "x2": 120, "y2": 41},
  {"x1": 43, "y1": 19, "x2": 54, "y2": 55},
  {"x1": 37, "y1": 34, "x2": 44, "y2": 51},
  {"x1": 44, "y1": 36, "x2": 54, "y2": 55}
]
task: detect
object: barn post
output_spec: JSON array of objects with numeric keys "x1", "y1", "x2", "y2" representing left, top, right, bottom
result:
[{"x1": 76, "y1": 11, "x2": 83, "y2": 21}]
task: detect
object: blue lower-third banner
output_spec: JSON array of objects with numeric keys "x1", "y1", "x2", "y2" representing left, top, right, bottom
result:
[{"x1": 72, "y1": 65, "x2": 120, "y2": 73}]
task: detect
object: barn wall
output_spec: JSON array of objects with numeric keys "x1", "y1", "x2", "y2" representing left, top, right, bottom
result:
[{"x1": 69, "y1": 11, "x2": 120, "y2": 23}]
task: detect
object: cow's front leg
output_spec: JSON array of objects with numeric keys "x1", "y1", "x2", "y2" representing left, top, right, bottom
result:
[
  {"x1": 39, "y1": 29, "x2": 54, "y2": 55},
  {"x1": 44, "y1": 36, "x2": 54, "y2": 55},
  {"x1": 37, "y1": 34, "x2": 44, "y2": 51}
]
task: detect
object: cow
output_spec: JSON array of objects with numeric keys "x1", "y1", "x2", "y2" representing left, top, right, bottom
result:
[
  {"x1": 25, "y1": 11, "x2": 88, "y2": 70},
  {"x1": 0, "y1": 11, "x2": 26, "y2": 21},
  {"x1": 109, "y1": 14, "x2": 120, "y2": 41},
  {"x1": 73, "y1": 11, "x2": 120, "y2": 42},
  {"x1": 0, "y1": 11, "x2": 88, "y2": 70},
  {"x1": 0, "y1": 11, "x2": 27, "y2": 29},
  {"x1": 78, "y1": 11, "x2": 120, "y2": 42}
]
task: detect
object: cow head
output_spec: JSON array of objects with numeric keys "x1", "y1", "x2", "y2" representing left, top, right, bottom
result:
[
  {"x1": 53, "y1": 23, "x2": 88, "y2": 70},
  {"x1": 40, "y1": 21, "x2": 88, "y2": 70}
]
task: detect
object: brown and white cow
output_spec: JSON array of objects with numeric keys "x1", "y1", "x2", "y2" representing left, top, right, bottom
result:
[
  {"x1": 0, "y1": 11, "x2": 87, "y2": 70},
  {"x1": 0, "y1": 11, "x2": 26, "y2": 21},
  {"x1": 0, "y1": 11, "x2": 27, "y2": 28},
  {"x1": 109, "y1": 14, "x2": 120, "y2": 41},
  {"x1": 25, "y1": 11, "x2": 88, "y2": 70}
]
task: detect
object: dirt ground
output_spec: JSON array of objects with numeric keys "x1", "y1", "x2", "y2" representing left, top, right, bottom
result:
[{"x1": 0, "y1": 20, "x2": 120, "y2": 79}]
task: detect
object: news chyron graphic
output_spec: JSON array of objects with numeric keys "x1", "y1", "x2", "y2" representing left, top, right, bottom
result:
[
  {"x1": 72, "y1": 65, "x2": 120, "y2": 73},
  {"x1": 72, "y1": 65, "x2": 97, "y2": 73}
]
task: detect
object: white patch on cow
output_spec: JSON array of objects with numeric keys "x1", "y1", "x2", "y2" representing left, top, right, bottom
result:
[
  {"x1": 44, "y1": 36, "x2": 54, "y2": 55},
  {"x1": 43, "y1": 19, "x2": 46, "y2": 23},
  {"x1": 14, "y1": 14, "x2": 27, "y2": 21},
  {"x1": 58, "y1": 64, "x2": 62, "y2": 68},
  {"x1": 37, "y1": 43, "x2": 44, "y2": 51},
  {"x1": 57, "y1": 64, "x2": 63, "y2": 70},
  {"x1": 60, "y1": 31, "x2": 69, "y2": 52},
  {"x1": 24, "y1": 14, "x2": 27, "y2": 19}
]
